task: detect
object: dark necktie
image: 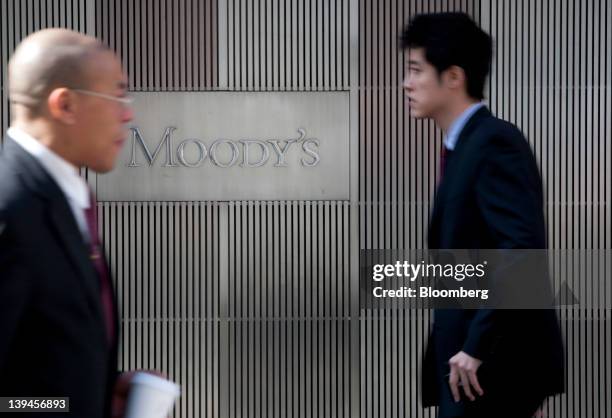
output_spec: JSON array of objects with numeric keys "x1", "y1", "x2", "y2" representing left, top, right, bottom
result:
[
  {"x1": 439, "y1": 145, "x2": 451, "y2": 180},
  {"x1": 440, "y1": 144, "x2": 448, "y2": 181},
  {"x1": 84, "y1": 193, "x2": 115, "y2": 344}
]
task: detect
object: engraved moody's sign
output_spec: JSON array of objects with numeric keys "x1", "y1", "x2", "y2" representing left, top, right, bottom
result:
[
  {"x1": 127, "y1": 127, "x2": 320, "y2": 168},
  {"x1": 97, "y1": 91, "x2": 349, "y2": 201}
]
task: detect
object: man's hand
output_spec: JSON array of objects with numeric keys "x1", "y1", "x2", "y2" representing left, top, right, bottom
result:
[
  {"x1": 448, "y1": 351, "x2": 484, "y2": 402},
  {"x1": 532, "y1": 398, "x2": 547, "y2": 417},
  {"x1": 111, "y1": 370, "x2": 165, "y2": 418}
]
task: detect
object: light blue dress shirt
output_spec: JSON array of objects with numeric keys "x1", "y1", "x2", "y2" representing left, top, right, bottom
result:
[{"x1": 443, "y1": 102, "x2": 485, "y2": 151}]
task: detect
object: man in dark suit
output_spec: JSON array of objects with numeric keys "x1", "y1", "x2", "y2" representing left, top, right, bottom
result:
[
  {"x1": 0, "y1": 29, "x2": 141, "y2": 417},
  {"x1": 400, "y1": 13, "x2": 564, "y2": 418}
]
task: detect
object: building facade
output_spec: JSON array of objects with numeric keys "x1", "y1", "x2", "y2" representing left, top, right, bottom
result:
[{"x1": 1, "y1": 1, "x2": 610, "y2": 417}]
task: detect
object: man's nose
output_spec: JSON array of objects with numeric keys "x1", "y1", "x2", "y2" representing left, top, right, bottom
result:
[
  {"x1": 402, "y1": 76, "x2": 412, "y2": 91},
  {"x1": 122, "y1": 105, "x2": 134, "y2": 123}
]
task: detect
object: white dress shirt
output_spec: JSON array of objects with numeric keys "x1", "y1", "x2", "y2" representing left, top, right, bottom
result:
[{"x1": 7, "y1": 126, "x2": 91, "y2": 241}]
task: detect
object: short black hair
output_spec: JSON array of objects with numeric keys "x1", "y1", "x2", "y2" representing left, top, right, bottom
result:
[{"x1": 400, "y1": 12, "x2": 492, "y2": 100}]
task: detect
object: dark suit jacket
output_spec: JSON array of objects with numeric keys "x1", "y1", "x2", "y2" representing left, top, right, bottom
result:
[
  {"x1": 0, "y1": 137, "x2": 118, "y2": 418},
  {"x1": 422, "y1": 107, "x2": 564, "y2": 411}
]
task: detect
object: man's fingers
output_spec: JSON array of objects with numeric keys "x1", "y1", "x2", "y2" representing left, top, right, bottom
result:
[
  {"x1": 467, "y1": 371, "x2": 484, "y2": 396},
  {"x1": 459, "y1": 370, "x2": 475, "y2": 401},
  {"x1": 448, "y1": 367, "x2": 461, "y2": 402},
  {"x1": 447, "y1": 352, "x2": 484, "y2": 403},
  {"x1": 114, "y1": 371, "x2": 137, "y2": 395}
]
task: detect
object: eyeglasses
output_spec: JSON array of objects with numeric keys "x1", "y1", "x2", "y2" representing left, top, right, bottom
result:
[{"x1": 72, "y1": 89, "x2": 134, "y2": 105}]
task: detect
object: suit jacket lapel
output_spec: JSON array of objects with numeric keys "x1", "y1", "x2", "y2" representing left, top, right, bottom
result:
[
  {"x1": 47, "y1": 199, "x2": 104, "y2": 314},
  {"x1": 4, "y1": 137, "x2": 106, "y2": 327},
  {"x1": 429, "y1": 107, "x2": 492, "y2": 247}
]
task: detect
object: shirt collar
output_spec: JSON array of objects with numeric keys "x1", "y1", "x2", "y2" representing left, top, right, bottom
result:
[
  {"x1": 7, "y1": 126, "x2": 90, "y2": 210},
  {"x1": 443, "y1": 102, "x2": 485, "y2": 151}
]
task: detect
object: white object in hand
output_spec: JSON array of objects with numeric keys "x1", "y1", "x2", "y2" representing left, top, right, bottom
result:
[{"x1": 124, "y1": 372, "x2": 181, "y2": 418}]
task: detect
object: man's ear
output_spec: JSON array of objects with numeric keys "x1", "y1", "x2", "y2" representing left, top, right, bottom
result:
[
  {"x1": 47, "y1": 88, "x2": 78, "y2": 124},
  {"x1": 443, "y1": 65, "x2": 467, "y2": 91}
]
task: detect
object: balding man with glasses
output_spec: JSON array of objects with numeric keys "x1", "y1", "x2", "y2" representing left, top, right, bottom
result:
[{"x1": 0, "y1": 28, "x2": 149, "y2": 418}]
